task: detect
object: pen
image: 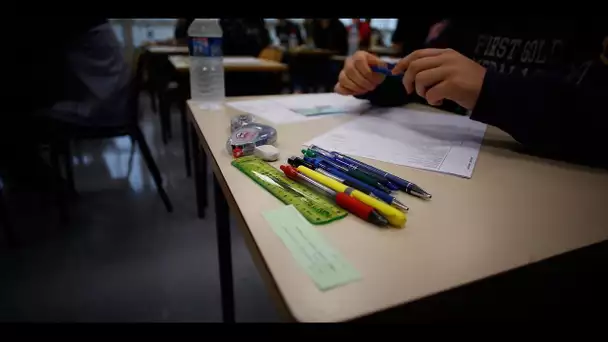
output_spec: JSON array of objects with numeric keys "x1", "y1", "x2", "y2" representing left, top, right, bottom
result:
[
  {"x1": 295, "y1": 165, "x2": 407, "y2": 227},
  {"x1": 301, "y1": 156, "x2": 409, "y2": 212},
  {"x1": 288, "y1": 157, "x2": 346, "y2": 184},
  {"x1": 302, "y1": 149, "x2": 393, "y2": 194},
  {"x1": 280, "y1": 165, "x2": 389, "y2": 227},
  {"x1": 303, "y1": 148, "x2": 393, "y2": 187},
  {"x1": 370, "y1": 64, "x2": 403, "y2": 77},
  {"x1": 308, "y1": 145, "x2": 432, "y2": 200}
]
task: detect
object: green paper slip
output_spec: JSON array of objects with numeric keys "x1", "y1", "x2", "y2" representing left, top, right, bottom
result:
[{"x1": 263, "y1": 205, "x2": 361, "y2": 291}]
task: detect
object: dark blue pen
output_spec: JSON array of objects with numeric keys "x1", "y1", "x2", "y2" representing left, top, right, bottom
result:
[
  {"x1": 385, "y1": 181, "x2": 400, "y2": 191},
  {"x1": 309, "y1": 145, "x2": 432, "y2": 200},
  {"x1": 325, "y1": 152, "x2": 400, "y2": 190},
  {"x1": 303, "y1": 157, "x2": 408, "y2": 211},
  {"x1": 370, "y1": 64, "x2": 404, "y2": 77},
  {"x1": 303, "y1": 149, "x2": 393, "y2": 193}
]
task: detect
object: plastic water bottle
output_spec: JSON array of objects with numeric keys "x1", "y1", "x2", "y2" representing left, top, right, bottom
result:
[
  {"x1": 188, "y1": 19, "x2": 225, "y2": 110},
  {"x1": 348, "y1": 23, "x2": 360, "y2": 56}
]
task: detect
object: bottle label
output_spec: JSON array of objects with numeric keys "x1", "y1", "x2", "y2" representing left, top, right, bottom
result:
[{"x1": 188, "y1": 37, "x2": 223, "y2": 57}]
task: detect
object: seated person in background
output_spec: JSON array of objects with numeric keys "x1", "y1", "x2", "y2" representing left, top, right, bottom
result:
[
  {"x1": 34, "y1": 18, "x2": 131, "y2": 128},
  {"x1": 303, "y1": 19, "x2": 315, "y2": 46},
  {"x1": 366, "y1": 18, "x2": 386, "y2": 48},
  {"x1": 348, "y1": 18, "x2": 372, "y2": 50},
  {"x1": 391, "y1": 16, "x2": 444, "y2": 56},
  {"x1": 1, "y1": 17, "x2": 131, "y2": 186},
  {"x1": 143, "y1": 18, "x2": 194, "y2": 46},
  {"x1": 312, "y1": 19, "x2": 348, "y2": 55},
  {"x1": 173, "y1": 18, "x2": 196, "y2": 45},
  {"x1": 220, "y1": 18, "x2": 271, "y2": 57},
  {"x1": 335, "y1": 17, "x2": 608, "y2": 166},
  {"x1": 275, "y1": 18, "x2": 304, "y2": 49}
]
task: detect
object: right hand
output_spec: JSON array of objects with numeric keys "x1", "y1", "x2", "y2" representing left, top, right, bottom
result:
[{"x1": 334, "y1": 50, "x2": 387, "y2": 96}]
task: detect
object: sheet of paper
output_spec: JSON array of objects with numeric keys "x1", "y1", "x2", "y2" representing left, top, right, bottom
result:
[
  {"x1": 263, "y1": 205, "x2": 361, "y2": 291},
  {"x1": 227, "y1": 93, "x2": 370, "y2": 125},
  {"x1": 305, "y1": 107, "x2": 487, "y2": 178},
  {"x1": 169, "y1": 55, "x2": 189, "y2": 69}
]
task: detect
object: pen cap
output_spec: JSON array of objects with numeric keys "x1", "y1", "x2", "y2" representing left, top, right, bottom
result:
[
  {"x1": 288, "y1": 156, "x2": 315, "y2": 169},
  {"x1": 303, "y1": 156, "x2": 322, "y2": 168},
  {"x1": 335, "y1": 192, "x2": 374, "y2": 221},
  {"x1": 280, "y1": 165, "x2": 299, "y2": 179},
  {"x1": 301, "y1": 149, "x2": 316, "y2": 158}
]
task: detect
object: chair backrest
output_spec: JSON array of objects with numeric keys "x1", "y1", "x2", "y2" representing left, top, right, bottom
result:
[{"x1": 126, "y1": 52, "x2": 147, "y2": 124}]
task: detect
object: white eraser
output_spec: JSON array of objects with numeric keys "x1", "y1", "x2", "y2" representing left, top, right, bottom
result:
[{"x1": 254, "y1": 145, "x2": 280, "y2": 161}]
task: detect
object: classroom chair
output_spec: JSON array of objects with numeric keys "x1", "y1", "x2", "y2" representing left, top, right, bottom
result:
[
  {"x1": 45, "y1": 57, "x2": 173, "y2": 214},
  {"x1": 133, "y1": 47, "x2": 155, "y2": 113}
]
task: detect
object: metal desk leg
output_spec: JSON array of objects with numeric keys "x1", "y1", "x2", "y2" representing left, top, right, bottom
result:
[
  {"x1": 190, "y1": 123, "x2": 207, "y2": 218},
  {"x1": 158, "y1": 90, "x2": 170, "y2": 145},
  {"x1": 179, "y1": 101, "x2": 192, "y2": 177},
  {"x1": 213, "y1": 174, "x2": 235, "y2": 323}
]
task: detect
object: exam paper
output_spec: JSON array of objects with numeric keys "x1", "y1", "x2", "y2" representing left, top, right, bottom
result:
[
  {"x1": 305, "y1": 107, "x2": 487, "y2": 178},
  {"x1": 263, "y1": 205, "x2": 361, "y2": 291},
  {"x1": 227, "y1": 93, "x2": 370, "y2": 125}
]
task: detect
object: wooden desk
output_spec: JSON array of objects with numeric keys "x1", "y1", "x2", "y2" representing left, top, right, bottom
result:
[
  {"x1": 146, "y1": 45, "x2": 189, "y2": 55},
  {"x1": 168, "y1": 55, "x2": 287, "y2": 73},
  {"x1": 188, "y1": 95, "x2": 608, "y2": 322},
  {"x1": 285, "y1": 47, "x2": 335, "y2": 55}
]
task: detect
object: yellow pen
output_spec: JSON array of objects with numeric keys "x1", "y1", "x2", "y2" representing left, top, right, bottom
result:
[{"x1": 296, "y1": 165, "x2": 407, "y2": 227}]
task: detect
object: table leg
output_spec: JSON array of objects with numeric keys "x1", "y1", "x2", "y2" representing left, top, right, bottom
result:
[
  {"x1": 179, "y1": 100, "x2": 192, "y2": 177},
  {"x1": 190, "y1": 123, "x2": 207, "y2": 218},
  {"x1": 158, "y1": 90, "x2": 170, "y2": 145},
  {"x1": 213, "y1": 173, "x2": 235, "y2": 323}
]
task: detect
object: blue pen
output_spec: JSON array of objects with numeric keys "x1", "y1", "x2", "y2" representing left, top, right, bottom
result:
[
  {"x1": 303, "y1": 149, "x2": 393, "y2": 193},
  {"x1": 308, "y1": 145, "x2": 432, "y2": 200},
  {"x1": 303, "y1": 157, "x2": 408, "y2": 212},
  {"x1": 385, "y1": 181, "x2": 400, "y2": 191},
  {"x1": 370, "y1": 64, "x2": 404, "y2": 77}
]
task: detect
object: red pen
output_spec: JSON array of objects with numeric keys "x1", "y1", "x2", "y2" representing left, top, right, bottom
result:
[{"x1": 280, "y1": 165, "x2": 389, "y2": 227}]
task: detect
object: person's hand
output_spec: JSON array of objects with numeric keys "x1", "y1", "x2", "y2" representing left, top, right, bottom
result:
[
  {"x1": 334, "y1": 50, "x2": 387, "y2": 96},
  {"x1": 392, "y1": 48, "x2": 487, "y2": 110}
]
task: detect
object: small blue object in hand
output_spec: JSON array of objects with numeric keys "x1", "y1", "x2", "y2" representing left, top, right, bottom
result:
[{"x1": 370, "y1": 63, "x2": 403, "y2": 77}]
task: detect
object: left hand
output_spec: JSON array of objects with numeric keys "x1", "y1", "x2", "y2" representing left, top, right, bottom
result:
[{"x1": 391, "y1": 48, "x2": 487, "y2": 110}]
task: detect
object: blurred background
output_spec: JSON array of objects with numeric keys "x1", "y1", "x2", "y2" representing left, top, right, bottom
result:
[{"x1": 109, "y1": 18, "x2": 398, "y2": 64}]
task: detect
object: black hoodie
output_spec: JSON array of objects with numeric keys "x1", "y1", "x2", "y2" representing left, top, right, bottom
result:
[{"x1": 358, "y1": 17, "x2": 608, "y2": 166}]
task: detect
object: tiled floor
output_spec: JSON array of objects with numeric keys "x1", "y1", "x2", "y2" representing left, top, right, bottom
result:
[{"x1": 0, "y1": 95, "x2": 280, "y2": 322}]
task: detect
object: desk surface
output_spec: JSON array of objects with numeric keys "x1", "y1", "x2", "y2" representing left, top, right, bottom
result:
[
  {"x1": 169, "y1": 55, "x2": 288, "y2": 73},
  {"x1": 188, "y1": 95, "x2": 608, "y2": 322},
  {"x1": 146, "y1": 45, "x2": 189, "y2": 54},
  {"x1": 332, "y1": 55, "x2": 401, "y2": 64}
]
